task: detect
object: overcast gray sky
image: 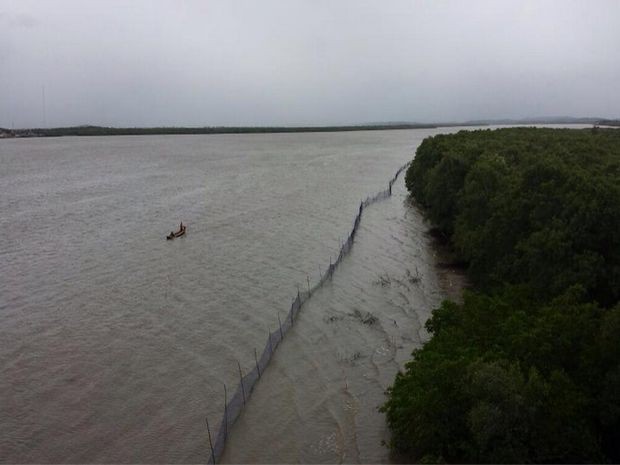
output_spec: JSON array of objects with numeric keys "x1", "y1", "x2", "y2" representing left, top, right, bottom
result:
[{"x1": 1, "y1": 0, "x2": 619, "y2": 128}]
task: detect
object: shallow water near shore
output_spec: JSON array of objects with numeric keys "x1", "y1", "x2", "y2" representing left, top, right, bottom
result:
[
  {"x1": 0, "y1": 125, "x2": 583, "y2": 463},
  {"x1": 220, "y1": 178, "x2": 463, "y2": 463}
]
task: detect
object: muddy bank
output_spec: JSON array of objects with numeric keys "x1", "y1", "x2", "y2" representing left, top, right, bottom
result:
[{"x1": 424, "y1": 226, "x2": 468, "y2": 304}]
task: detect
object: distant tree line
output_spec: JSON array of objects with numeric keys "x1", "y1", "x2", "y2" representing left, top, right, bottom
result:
[
  {"x1": 382, "y1": 127, "x2": 620, "y2": 463},
  {"x1": 3, "y1": 124, "x2": 437, "y2": 138},
  {"x1": 2, "y1": 119, "x2": 618, "y2": 139}
]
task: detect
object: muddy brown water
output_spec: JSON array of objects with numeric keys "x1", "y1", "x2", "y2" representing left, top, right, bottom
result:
[{"x1": 0, "y1": 125, "x2": 583, "y2": 462}]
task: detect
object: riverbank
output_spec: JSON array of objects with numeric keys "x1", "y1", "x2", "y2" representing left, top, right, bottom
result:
[{"x1": 425, "y1": 229, "x2": 468, "y2": 304}]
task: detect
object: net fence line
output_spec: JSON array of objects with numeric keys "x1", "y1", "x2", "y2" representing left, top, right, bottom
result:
[{"x1": 205, "y1": 162, "x2": 411, "y2": 463}]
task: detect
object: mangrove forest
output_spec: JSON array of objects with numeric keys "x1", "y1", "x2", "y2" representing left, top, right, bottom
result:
[{"x1": 382, "y1": 127, "x2": 620, "y2": 463}]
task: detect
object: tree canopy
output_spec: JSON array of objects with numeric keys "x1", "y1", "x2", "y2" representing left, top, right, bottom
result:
[{"x1": 384, "y1": 128, "x2": 620, "y2": 463}]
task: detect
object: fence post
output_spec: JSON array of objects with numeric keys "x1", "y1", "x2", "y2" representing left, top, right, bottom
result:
[
  {"x1": 237, "y1": 361, "x2": 246, "y2": 405},
  {"x1": 254, "y1": 348, "x2": 261, "y2": 378},
  {"x1": 223, "y1": 383, "x2": 228, "y2": 440},
  {"x1": 205, "y1": 416, "x2": 216, "y2": 464},
  {"x1": 277, "y1": 313, "x2": 283, "y2": 340}
]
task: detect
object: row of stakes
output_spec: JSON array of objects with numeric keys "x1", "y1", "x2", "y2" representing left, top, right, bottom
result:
[
  {"x1": 203, "y1": 235, "x2": 357, "y2": 462},
  {"x1": 203, "y1": 162, "x2": 410, "y2": 463}
]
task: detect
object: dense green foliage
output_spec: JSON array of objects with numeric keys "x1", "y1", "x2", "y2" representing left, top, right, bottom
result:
[{"x1": 384, "y1": 128, "x2": 620, "y2": 463}]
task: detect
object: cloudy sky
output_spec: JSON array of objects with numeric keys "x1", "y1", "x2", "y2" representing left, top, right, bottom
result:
[{"x1": 1, "y1": 0, "x2": 619, "y2": 128}]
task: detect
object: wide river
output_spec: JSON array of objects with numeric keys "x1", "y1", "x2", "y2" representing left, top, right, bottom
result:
[{"x1": 0, "y1": 126, "x2": 578, "y2": 463}]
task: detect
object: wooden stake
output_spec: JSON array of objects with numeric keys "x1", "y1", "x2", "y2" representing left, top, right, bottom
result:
[
  {"x1": 277, "y1": 313, "x2": 283, "y2": 340},
  {"x1": 205, "y1": 416, "x2": 215, "y2": 464},
  {"x1": 254, "y1": 348, "x2": 260, "y2": 378},
  {"x1": 223, "y1": 383, "x2": 228, "y2": 440},
  {"x1": 237, "y1": 360, "x2": 246, "y2": 405}
]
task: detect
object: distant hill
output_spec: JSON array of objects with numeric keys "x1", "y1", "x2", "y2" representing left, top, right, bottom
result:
[
  {"x1": 461, "y1": 116, "x2": 604, "y2": 126},
  {"x1": 598, "y1": 118, "x2": 620, "y2": 127}
]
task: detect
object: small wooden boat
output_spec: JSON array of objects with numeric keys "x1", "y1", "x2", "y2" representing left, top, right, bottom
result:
[{"x1": 166, "y1": 224, "x2": 186, "y2": 240}]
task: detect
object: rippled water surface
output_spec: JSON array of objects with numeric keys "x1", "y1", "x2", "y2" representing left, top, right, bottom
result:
[
  {"x1": 220, "y1": 176, "x2": 466, "y2": 463},
  {"x1": 2, "y1": 127, "x2": 571, "y2": 463}
]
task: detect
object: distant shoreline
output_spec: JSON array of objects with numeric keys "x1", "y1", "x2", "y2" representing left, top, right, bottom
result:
[
  {"x1": 0, "y1": 117, "x2": 618, "y2": 139},
  {"x1": 0, "y1": 124, "x2": 437, "y2": 138}
]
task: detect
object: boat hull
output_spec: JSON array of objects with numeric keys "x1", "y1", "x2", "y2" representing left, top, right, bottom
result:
[{"x1": 166, "y1": 226, "x2": 186, "y2": 240}]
